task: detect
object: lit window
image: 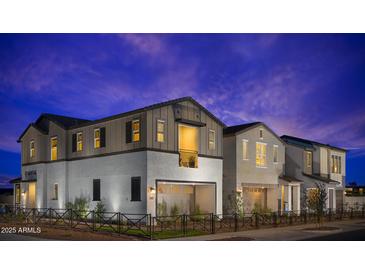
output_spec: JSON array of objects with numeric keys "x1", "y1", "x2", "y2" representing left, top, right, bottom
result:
[
  {"x1": 178, "y1": 124, "x2": 198, "y2": 168},
  {"x1": 256, "y1": 142, "x2": 267, "y2": 167},
  {"x1": 53, "y1": 183, "x2": 58, "y2": 200},
  {"x1": 157, "y1": 120, "x2": 165, "y2": 143},
  {"x1": 332, "y1": 155, "x2": 341, "y2": 174},
  {"x1": 51, "y1": 137, "x2": 58, "y2": 161},
  {"x1": 208, "y1": 129, "x2": 216, "y2": 150},
  {"x1": 77, "y1": 132, "x2": 83, "y2": 152},
  {"x1": 132, "y1": 120, "x2": 140, "y2": 142},
  {"x1": 242, "y1": 140, "x2": 248, "y2": 160},
  {"x1": 15, "y1": 184, "x2": 21, "y2": 204},
  {"x1": 273, "y1": 145, "x2": 278, "y2": 163},
  {"x1": 30, "y1": 140, "x2": 35, "y2": 158},
  {"x1": 94, "y1": 128, "x2": 100, "y2": 149},
  {"x1": 305, "y1": 151, "x2": 312, "y2": 169},
  {"x1": 259, "y1": 129, "x2": 263, "y2": 139}
]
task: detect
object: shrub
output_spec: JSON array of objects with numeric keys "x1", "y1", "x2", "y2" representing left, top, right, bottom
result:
[
  {"x1": 157, "y1": 200, "x2": 167, "y2": 216},
  {"x1": 95, "y1": 199, "x2": 106, "y2": 222},
  {"x1": 66, "y1": 196, "x2": 90, "y2": 218},
  {"x1": 170, "y1": 203, "x2": 180, "y2": 216}
]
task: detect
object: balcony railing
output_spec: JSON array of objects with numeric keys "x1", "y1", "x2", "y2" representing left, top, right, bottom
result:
[{"x1": 179, "y1": 149, "x2": 198, "y2": 168}]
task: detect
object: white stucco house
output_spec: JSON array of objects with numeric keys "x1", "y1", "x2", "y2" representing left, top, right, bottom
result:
[
  {"x1": 14, "y1": 97, "x2": 225, "y2": 217},
  {"x1": 223, "y1": 122, "x2": 302, "y2": 214}
]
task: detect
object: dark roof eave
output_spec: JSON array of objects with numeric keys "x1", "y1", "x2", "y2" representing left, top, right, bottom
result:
[
  {"x1": 17, "y1": 123, "x2": 48, "y2": 143},
  {"x1": 302, "y1": 173, "x2": 341, "y2": 184},
  {"x1": 281, "y1": 135, "x2": 347, "y2": 152}
]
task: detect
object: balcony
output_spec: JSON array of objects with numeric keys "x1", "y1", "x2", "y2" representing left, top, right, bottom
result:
[{"x1": 179, "y1": 149, "x2": 198, "y2": 168}]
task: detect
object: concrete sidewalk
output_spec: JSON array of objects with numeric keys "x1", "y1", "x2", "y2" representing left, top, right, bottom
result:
[{"x1": 166, "y1": 219, "x2": 365, "y2": 241}]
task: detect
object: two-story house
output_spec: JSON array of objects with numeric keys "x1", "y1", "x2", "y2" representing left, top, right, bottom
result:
[
  {"x1": 223, "y1": 122, "x2": 302, "y2": 213},
  {"x1": 15, "y1": 97, "x2": 225, "y2": 216},
  {"x1": 281, "y1": 135, "x2": 346, "y2": 210}
]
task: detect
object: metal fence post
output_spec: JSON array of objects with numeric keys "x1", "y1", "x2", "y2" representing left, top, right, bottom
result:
[
  {"x1": 117, "y1": 212, "x2": 121, "y2": 234},
  {"x1": 255, "y1": 213, "x2": 259, "y2": 229},
  {"x1": 92, "y1": 210, "x2": 95, "y2": 231},
  {"x1": 210, "y1": 213, "x2": 215, "y2": 234},
  {"x1": 234, "y1": 213, "x2": 238, "y2": 232},
  {"x1": 350, "y1": 208, "x2": 354, "y2": 219},
  {"x1": 273, "y1": 212, "x2": 277, "y2": 227},
  {"x1": 70, "y1": 209, "x2": 73, "y2": 228}
]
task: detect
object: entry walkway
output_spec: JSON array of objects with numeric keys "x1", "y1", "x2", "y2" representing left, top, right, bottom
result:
[{"x1": 167, "y1": 219, "x2": 365, "y2": 241}]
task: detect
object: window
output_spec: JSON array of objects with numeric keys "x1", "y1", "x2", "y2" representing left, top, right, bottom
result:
[
  {"x1": 51, "y1": 137, "x2": 58, "y2": 161},
  {"x1": 15, "y1": 184, "x2": 21, "y2": 204},
  {"x1": 53, "y1": 183, "x2": 58, "y2": 200},
  {"x1": 132, "y1": 120, "x2": 140, "y2": 142},
  {"x1": 77, "y1": 132, "x2": 83, "y2": 151},
  {"x1": 94, "y1": 128, "x2": 105, "y2": 149},
  {"x1": 305, "y1": 151, "x2": 312, "y2": 169},
  {"x1": 157, "y1": 120, "x2": 165, "y2": 143},
  {"x1": 94, "y1": 128, "x2": 100, "y2": 149},
  {"x1": 208, "y1": 129, "x2": 216, "y2": 150},
  {"x1": 259, "y1": 129, "x2": 263, "y2": 139},
  {"x1": 331, "y1": 155, "x2": 341, "y2": 174},
  {"x1": 93, "y1": 179, "x2": 101, "y2": 201},
  {"x1": 242, "y1": 140, "x2": 248, "y2": 160},
  {"x1": 178, "y1": 124, "x2": 198, "y2": 168},
  {"x1": 30, "y1": 140, "x2": 35, "y2": 158},
  {"x1": 273, "y1": 145, "x2": 278, "y2": 163},
  {"x1": 131, "y1": 177, "x2": 141, "y2": 201},
  {"x1": 256, "y1": 142, "x2": 267, "y2": 167}
]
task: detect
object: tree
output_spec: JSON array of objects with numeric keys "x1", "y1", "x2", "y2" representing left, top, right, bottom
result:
[
  {"x1": 306, "y1": 182, "x2": 328, "y2": 226},
  {"x1": 228, "y1": 191, "x2": 245, "y2": 217}
]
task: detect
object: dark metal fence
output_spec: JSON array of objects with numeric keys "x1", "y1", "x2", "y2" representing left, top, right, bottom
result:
[{"x1": 0, "y1": 204, "x2": 364, "y2": 240}]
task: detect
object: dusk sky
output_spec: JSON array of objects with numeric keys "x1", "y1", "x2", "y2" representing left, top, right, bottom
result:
[{"x1": 0, "y1": 34, "x2": 364, "y2": 187}]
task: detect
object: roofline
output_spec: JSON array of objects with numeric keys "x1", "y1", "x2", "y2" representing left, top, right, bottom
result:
[
  {"x1": 281, "y1": 135, "x2": 347, "y2": 152},
  {"x1": 17, "y1": 123, "x2": 48, "y2": 143},
  {"x1": 66, "y1": 96, "x2": 226, "y2": 129},
  {"x1": 224, "y1": 122, "x2": 286, "y2": 145}
]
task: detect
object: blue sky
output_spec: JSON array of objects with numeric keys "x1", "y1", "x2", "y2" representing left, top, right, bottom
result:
[{"x1": 0, "y1": 34, "x2": 364, "y2": 186}]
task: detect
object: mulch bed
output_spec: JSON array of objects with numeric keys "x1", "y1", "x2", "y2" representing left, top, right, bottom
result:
[{"x1": 0, "y1": 223, "x2": 144, "y2": 241}]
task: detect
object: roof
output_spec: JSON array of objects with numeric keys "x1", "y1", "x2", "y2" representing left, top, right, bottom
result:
[
  {"x1": 302, "y1": 173, "x2": 341, "y2": 184},
  {"x1": 223, "y1": 122, "x2": 261, "y2": 135},
  {"x1": 281, "y1": 135, "x2": 347, "y2": 152},
  {"x1": 9, "y1": 177, "x2": 21, "y2": 184},
  {"x1": 223, "y1": 122, "x2": 285, "y2": 145},
  {"x1": 279, "y1": 175, "x2": 303, "y2": 183},
  {"x1": 17, "y1": 97, "x2": 226, "y2": 142}
]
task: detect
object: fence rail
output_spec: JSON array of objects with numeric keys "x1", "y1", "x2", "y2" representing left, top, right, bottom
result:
[{"x1": 0, "y1": 204, "x2": 364, "y2": 240}]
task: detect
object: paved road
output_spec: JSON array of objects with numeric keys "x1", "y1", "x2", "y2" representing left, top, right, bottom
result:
[
  {"x1": 0, "y1": 233, "x2": 46, "y2": 241},
  {"x1": 303, "y1": 228, "x2": 365, "y2": 241}
]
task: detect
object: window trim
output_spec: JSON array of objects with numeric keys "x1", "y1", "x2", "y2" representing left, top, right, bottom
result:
[
  {"x1": 305, "y1": 150, "x2": 313, "y2": 169},
  {"x1": 132, "y1": 119, "x2": 140, "y2": 143},
  {"x1": 30, "y1": 140, "x2": 35, "y2": 159},
  {"x1": 273, "y1": 144, "x2": 279, "y2": 164},
  {"x1": 255, "y1": 142, "x2": 267, "y2": 168},
  {"x1": 94, "y1": 128, "x2": 101, "y2": 149},
  {"x1": 50, "y1": 136, "x2": 58, "y2": 161},
  {"x1": 156, "y1": 119, "x2": 165, "y2": 143},
  {"x1": 259, "y1": 129, "x2": 264, "y2": 140},
  {"x1": 242, "y1": 139, "x2": 249, "y2": 160},
  {"x1": 15, "y1": 184, "x2": 21, "y2": 204},
  {"x1": 76, "y1": 132, "x2": 83, "y2": 152},
  {"x1": 208, "y1": 129, "x2": 216, "y2": 150}
]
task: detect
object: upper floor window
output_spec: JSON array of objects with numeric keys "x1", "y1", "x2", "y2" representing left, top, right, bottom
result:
[
  {"x1": 131, "y1": 177, "x2": 141, "y2": 201},
  {"x1": 208, "y1": 129, "x2": 216, "y2": 150},
  {"x1": 259, "y1": 129, "x2": 264, "y2": 139},
  {"x1": 94, "y1": 127, "x2": 106, "y2": 149},
  {"x1": 242, "y1": 140, "x2": 248, "y2": 160},
  {"x1": 30, "y1": 140, "x2": 35, "y2": 159},
  {"x1": 77, "y1": 132, "x2": 83, "y2": 152},
  {"x1": 157, "y1": 120, "x2": 165, "y2": 143},
  {"x1": 256, "y1": 142, "x2": 267, "y2": 167},
  {"x1": 50, "y1": 137, "x2": 58, "y2": 161},
  {"x1": 305, "y1": 151, "x2": 312, "y2": 170},
  {"x1": 273, "y1": 145, "x2": 278, "y2": 163},
  {"x1": 132, "y1": 120, "x2": 140, "y2": 142},
  {"x1": 178, "y1": 124, "x2": 198, "y2": 168},
  {"x1": 331, "y1": 155, "x2": 341, "y2": 174},
  {"x1": 93, "y1": 179, "x2": 101, "y2": 201}
]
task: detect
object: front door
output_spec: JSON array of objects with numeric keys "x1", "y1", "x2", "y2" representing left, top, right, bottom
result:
[{"x1": 28, "y1": 182, "x2": 36, "y2": 208}]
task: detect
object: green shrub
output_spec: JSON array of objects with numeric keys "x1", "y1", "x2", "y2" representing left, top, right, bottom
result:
[
  {"x1": 170, "y1": 203, "x2": 180, "y2": 216},
  {"x1": 66, "y1": 196, "x2": 90, "y2": 218},
  {"x1": 157, "y1": 200, "x2": 167, "y2": 216}
]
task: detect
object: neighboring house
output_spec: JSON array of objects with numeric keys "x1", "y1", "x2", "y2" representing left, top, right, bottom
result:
[
  {"x1": 15, "y1": 97, "x2": 225, "y2": 216},
  {"x1": 223, "y1": 122, "x2": 301, "y2": 214},
  {"x1": 344, "y1": 182, "x2": 365, "y2": 206},
  {"x1": 281, "y1": 135, "x2": 346, "y2": 210}
]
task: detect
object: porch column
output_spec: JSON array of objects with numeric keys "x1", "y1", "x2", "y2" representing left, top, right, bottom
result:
[
  {"x1": 297, "y1": 185, "x2": 301, "y2": 213},
  {"x1": 288, "y1": 185, "x2": 292, "y2": 211}
]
